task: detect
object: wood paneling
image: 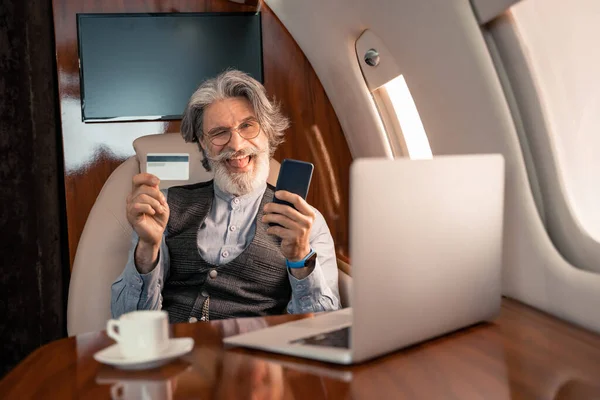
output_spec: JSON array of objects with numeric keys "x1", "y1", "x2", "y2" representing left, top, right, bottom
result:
[
  {"x1": 261, "y1": 4, "x2": 351, "y2": 259},
  {"x1": 2, "y1": 299, "x2": 600, "y2": 398},
  {"x1": 52, "y1": 0, "x2": 352, "y2": 269}
]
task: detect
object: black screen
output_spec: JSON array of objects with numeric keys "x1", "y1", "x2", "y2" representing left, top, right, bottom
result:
[
  {"x1": 77, "y1": 13, "x2": 263, "y2": 122},
  {"x1": 274, "y1": 160, "x2": 314, "y2": 201}
]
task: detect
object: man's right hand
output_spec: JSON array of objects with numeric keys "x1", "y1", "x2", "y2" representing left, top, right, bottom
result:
[{"x1": 126, "y1": 173, "x2": 169, "y2": 273}]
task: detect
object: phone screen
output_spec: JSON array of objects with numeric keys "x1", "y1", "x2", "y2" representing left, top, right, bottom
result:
[{"x1": 271, "y1": 159, "x2": 314, "y2": 223}]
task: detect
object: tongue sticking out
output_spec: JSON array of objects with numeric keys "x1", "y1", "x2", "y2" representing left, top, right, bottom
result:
[{"x1": 228, "y1": 156, "x2": 251, "y2": 169}]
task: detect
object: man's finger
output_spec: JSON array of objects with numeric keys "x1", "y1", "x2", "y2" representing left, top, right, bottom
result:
[
  {"x1": 263, "y1": 202, "x2": 309, "y2": 225},
  {"x1": 273, "y1": 190, "x2": 315, "y2": 218},
  {"x1": 261, "y1": 213, "x2": 300, "y2": 230},
  {"x1": 132, "y1": 185, "x2": 167, "y2": 206},
  {"x1": 132, "y1": 193, "x2": 166, "y2": 214},
  {"x1": 265, "y1": 225, "x2": 293, "y2": 239},
  {"x1": 131, "y1": 203, "x2": 156, "y2": 217},
  {"x1": 133, "y1": 173, "x2": 160, "y2": 189}
]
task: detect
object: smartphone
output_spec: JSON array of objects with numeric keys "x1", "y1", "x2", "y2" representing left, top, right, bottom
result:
[{"x1": 270, "y1": 159, "x2": 314, "y2": 225}]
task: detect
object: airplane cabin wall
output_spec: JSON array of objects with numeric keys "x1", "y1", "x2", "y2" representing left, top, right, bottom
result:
[
  {"x1": 489, "y1": 2, "x2": 600, "y2": 276},
  {"x1": 265, "y1": 0, "x2": 600, "y2": 333}
]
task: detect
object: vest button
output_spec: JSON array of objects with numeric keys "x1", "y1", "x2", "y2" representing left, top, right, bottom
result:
[
  {"x1": 201, "y1": 290, "x2": 208, "y2": 297},
  {"x1": 209, "y1": 269, "x2": 218, "y2": 279},
  {"x1": 189, "y1": 317, "x2": 198, "y2": 323}
]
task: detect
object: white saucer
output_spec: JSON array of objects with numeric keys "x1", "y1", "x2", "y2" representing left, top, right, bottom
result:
[{"x1": 94, "y1": 338, "x2": 194, "y2": 370}]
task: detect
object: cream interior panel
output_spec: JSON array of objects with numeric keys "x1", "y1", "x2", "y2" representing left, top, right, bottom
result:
[
  {"x1": 494, "y1": 1, "x2": 600, "y2": 274},
  {"x1": 265, "y1": 0, "x2": 600, "y2": 332},
  {"x1": 265, "y1": 0, "x2": 515, "y2": 157},
  {"x1": 511, "y1": 1, "x2": 600, "y2": 242},
  {"x1": 488, "y1": 17, "x2": 600, "y2": 275}
]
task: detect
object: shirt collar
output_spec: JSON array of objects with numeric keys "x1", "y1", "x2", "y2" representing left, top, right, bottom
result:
[{"x1": 213, "y1": 180, "x2": 267, "y2": 204}]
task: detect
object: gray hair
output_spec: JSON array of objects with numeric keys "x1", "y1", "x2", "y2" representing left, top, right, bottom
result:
[{"x1": 181, "y1": 70, "x2": 290, "y2": 169}]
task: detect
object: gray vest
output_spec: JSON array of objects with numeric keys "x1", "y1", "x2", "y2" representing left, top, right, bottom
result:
[{"x1": 162, "y1": 181, "x2": 291, "y2": 323}]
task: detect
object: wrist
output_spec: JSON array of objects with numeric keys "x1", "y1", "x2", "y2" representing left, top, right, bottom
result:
[
  {"x1": 288, "y1": 247, "x2": 312, "y2": 263},
  {"x1": 286, "y1": 248, "x2": 317, "y2": 269},
  {"x1": 135, "y1": 240, "x2": 160, "y2": 274},
  {"x1": 138, "y1": 238, "x2": 160, "y2": 250}
]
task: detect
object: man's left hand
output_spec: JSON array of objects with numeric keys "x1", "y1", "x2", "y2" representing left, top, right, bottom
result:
[{"x1": 262, "y1": 190, "x2": 315, "y2": 265}]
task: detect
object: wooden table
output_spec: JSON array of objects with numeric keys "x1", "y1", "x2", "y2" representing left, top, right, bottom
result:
[{"x1": 1, "y1": 299, "x2": 600, "y2": 399}]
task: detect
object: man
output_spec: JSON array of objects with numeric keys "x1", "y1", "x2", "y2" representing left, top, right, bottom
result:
[{"x1": 111, "y1": 70, "x2": 340, "y2": 323}]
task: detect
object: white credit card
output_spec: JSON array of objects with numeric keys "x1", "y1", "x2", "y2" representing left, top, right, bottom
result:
[{"x1": 146, "y1": 153, "x2": 189, "y2": 181}]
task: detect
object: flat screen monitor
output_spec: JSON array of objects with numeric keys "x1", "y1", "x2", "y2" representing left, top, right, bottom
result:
[{"x1": 77, "y1": 13, "x2": 263, "y2": 122}]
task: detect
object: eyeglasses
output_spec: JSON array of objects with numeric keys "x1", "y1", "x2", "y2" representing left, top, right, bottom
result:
[{"x1": 204, "y1": 119, "x2": 261, "y2": 146}]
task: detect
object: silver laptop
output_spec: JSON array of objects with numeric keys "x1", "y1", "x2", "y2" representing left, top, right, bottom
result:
[{"x1": 223, "y1": 154, "x2": 505, "y2": 364}]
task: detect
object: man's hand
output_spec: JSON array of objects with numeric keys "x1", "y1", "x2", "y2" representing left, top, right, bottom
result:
[
  {"x1": 126, "y1": 173, "x2": 169, "y2": 273},
  {"x1": 262, "y1": 191, "x2": 315, "y2": 278}
]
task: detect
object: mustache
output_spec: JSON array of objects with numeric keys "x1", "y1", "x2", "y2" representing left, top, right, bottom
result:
[{"x1": 206, "y1": 146, "x2": 267, "y2": 163}]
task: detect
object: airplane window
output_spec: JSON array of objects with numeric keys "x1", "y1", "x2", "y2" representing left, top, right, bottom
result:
[{"x1": 372, "y1": 75, "x2": 432, "y2": 160}]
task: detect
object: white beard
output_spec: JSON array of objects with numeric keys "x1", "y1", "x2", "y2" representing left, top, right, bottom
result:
[{"x1": 208, "y1": 145, "x2": 270, "y2": 196}]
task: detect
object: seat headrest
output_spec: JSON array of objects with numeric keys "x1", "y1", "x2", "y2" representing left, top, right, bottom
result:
[{"x1": 133, "y1": 133, "x2": 280, "y2": 189}]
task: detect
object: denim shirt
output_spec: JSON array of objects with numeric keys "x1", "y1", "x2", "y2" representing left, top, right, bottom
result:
[{"x1": 111, "y1": 182, "x2": 340, "y2": 318}]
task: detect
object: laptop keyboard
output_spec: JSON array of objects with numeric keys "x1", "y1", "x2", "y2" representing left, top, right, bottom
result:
[{"x1": 290, "y1": 327, "x2": 351, "y2": 349}]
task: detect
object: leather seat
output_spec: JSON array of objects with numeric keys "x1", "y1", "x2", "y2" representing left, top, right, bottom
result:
[{"x1": 67, "y1": 133, "x2": 352, "y2": 336}]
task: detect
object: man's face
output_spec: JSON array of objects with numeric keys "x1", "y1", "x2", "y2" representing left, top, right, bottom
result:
[{"x1": 201, "y1": 97, "x2": 270, "y2": 196}]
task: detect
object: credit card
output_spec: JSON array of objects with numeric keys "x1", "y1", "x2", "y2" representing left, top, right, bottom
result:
[{"x1": 146, "y1": 153, "x2": 189, "y2": 181}]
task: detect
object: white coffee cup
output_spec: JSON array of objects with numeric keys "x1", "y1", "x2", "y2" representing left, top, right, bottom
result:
[{"x1": 106, "y1": 310, "x2": 169, "y2": 359}]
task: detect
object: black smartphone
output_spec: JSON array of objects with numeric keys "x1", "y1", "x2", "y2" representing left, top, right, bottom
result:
[{"x1": 270, "y1": 159, "x2": 314, "y2": 225}]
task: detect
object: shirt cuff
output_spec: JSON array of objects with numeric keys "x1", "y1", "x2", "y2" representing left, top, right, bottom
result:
[
  {"x1": 122, "y1": 245, "x2": 164, "y2": 304},
  {"x1": 139, "y1": 252, "x2": 165, "y2": 303},
  {"x1": 287, "y1": 259, "x2": 330, "y2": 313}
]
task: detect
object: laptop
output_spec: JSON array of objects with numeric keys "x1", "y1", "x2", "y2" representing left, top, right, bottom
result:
[{"x1": 223, "y1": 154, "x2": 505, "y2": 364}]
